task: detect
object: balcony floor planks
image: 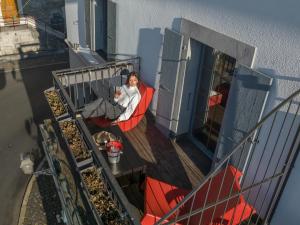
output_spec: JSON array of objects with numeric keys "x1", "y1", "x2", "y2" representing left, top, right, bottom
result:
[
  {"x1": 123, "y1": 113, "x2": 211, "y2": 189},
  {"x1": 87, "y1": 112, "x2": 211, "y2": 190}
]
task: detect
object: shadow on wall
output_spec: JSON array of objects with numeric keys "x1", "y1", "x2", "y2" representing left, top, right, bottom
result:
[
  {"x1": 172, "y1": 17, "x2": 182, "y2": 32},
  {"x1": 257, "y1": 68, "x2": 300, "y2": 111},
  {"x1": 137, "y1": 28, "x2": 163, "y2": 112},
  {"x1": 170, "y1": 0, "x2": 300, "y2": 29},
  {"x1": 137, "y1": 28, "x2": 162, "y2": 85}
]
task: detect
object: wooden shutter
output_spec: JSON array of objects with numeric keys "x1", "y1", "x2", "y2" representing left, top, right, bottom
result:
[
  {"x1": 214, "y1": 65, "x2": 273, "y2": 168},
  {"x1": 156, "y1": 28, "x2": 183, "y2": 135},
  {"x1": 106, "y1": 0, "x2": 116, "y2": 54}
]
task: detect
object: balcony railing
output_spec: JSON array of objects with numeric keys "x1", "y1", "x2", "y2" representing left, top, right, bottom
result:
[{"x1": 156, "y1": 89, "x2": 300, "y2": 225}]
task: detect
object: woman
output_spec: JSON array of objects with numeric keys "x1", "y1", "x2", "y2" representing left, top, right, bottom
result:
[{"x1": 82, "y1": 72, "x2": 141, "y2": 124}]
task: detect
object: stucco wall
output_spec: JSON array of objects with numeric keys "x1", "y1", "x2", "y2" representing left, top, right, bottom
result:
[
  {"x1": 65, "y1": 0, "x2": 80, "y2": 45},
  {"x1": 113, "y1": 0, "x2": 300, "y2": 113},
  {"x1": 270, "y1": 151, "x2": 300, "y2": 225},
  {"x1": 112, "y1": 0, "x2": 300, "y2": 223},
  {"x1": 65, "y1": 0, "x2": 87, "y2": 47}
]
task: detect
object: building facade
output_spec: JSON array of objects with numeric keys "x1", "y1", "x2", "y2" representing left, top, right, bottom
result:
[{"x1": 64, "y1": 0, "x2": 300, "y2": 224}]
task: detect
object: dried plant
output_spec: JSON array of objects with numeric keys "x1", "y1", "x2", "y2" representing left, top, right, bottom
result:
[
  {"x1": 45, "y1": 90, "x2": 67, "y2": 117},
  {"x1": 81, "y1": 167, "x2": 128, "y2": 225},
  {"x1": 59, "y1": 120, "x2": 91, "y2": 162}
]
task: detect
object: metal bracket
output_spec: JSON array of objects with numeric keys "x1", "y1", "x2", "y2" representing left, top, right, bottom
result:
[
  {"x1": 247, "y1": 137, "x2": 259, "y2": 144},
  {"x1": 33, "y1": 168, "x2": 53, "y2": 176}
]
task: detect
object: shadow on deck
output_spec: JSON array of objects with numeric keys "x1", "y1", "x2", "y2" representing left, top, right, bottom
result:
[{"x1": 85, "y1": 112, "x2": 212, "y2": 216}]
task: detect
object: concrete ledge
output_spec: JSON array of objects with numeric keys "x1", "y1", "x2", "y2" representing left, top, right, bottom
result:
[{"x1": 17, "y1": 176, "x2": 36, "y2": 225}]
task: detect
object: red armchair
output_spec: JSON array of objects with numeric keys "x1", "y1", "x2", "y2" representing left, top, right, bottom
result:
[
  {"x1": 90, "y1": 82, "x2": 155, "y2": 132},
  {"x1": 141, "y1": 166, "x2": 255, "y2": 225}
]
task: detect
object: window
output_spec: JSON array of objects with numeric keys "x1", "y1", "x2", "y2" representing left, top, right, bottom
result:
[{"x1": 191, "y1": 50, "x2": 236, "y2": 153}]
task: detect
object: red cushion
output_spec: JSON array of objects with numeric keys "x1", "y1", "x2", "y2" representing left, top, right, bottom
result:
[
  {"x1": 143, "y1": 177, "x2": 190, "y2": 220},
  {"x1": 118, "y1": 82, "x2": 154, "y2": 131},
  {"x1": 209, "y1": 93, "x2": 222, "y2": 107},
  {"x1": 90, "y1": 82, "x2": 154, "y2": 132},
  {"x1": 142, "y1": 166, "x2": 255, "y2": 225},
  {"x1": 219, "y1": 195, "x2": 255, "y2": 225},
  {"x1": 187, "y1": 166, "x2": 243, "y2": 225}
]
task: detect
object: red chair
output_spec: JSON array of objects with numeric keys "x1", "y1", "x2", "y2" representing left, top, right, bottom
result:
[
  {"x1": 90, "y1": 82, "x2": 155, "y2": 132},
  {"x1": 141, "y1": 166, "x2": 255, "y2": 225}
]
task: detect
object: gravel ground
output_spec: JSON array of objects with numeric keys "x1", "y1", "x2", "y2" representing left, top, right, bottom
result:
[{"x1": 22, "y1": 168, "x2": 64, "y2": 225}]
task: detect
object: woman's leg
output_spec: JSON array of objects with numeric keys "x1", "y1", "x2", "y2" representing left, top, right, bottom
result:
[
  {"x1": 105, "y1": 103, "x2": 125, "y2": 120},
  {"x1": 82, "y1": 98, "x2": 105, "y2": 118},
  {"x1": 82, "y1": 98, "x2": 124, "y2": 119}
]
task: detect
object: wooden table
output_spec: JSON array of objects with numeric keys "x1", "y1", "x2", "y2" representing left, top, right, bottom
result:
[{"x1": 89, "y1": 124, "x2": 147, "y2": 187}]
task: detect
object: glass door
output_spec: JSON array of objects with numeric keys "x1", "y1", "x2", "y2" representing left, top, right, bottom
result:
[{"x1": 190, "y1": 50, "x2": 236, "y2": 156}]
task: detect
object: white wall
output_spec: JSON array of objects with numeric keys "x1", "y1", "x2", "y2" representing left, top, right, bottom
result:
[
  {"x1": 65, "y1": 0, "x2": 79, "y2": 45},
  {"x1": 270, "y1": 152, "x2": 300, "y2": 225},
  {"x1": 65, "y1": 0, "x2": 87, "y2": 47},
  {"x1": 113, "y1": 0, "x2": 300, "y2": 114},
  {"x1": 112, "y1": 0, "x2": 300, "y2": 223}
]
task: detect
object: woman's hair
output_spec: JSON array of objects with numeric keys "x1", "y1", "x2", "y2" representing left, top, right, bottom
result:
[{"x1": 125, "y1": 71, "x2": 140, "y2": 85}]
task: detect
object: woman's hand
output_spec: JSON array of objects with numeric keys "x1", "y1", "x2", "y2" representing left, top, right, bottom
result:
[
  {"x1": 114, "y1": 90, "x2": 121, "y2": 98},
  {"x1": 111, "y1": 118, "x2": 120, "y2": 125}
]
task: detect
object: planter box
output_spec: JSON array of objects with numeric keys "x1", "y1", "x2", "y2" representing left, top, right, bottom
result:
[
  {"x1": 44, "y1": 87, "x2": 69, "y2": 121},
  {"x1": 58, "y1": 117, "x2": 93, "y2": 168},
  {"x1": 79, "y1": 166, "x2": 130, "y2": 225}
]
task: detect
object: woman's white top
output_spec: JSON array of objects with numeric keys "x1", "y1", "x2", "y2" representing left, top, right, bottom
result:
[{"x1": 114, "y1": 84, "x2": 141, "y2": 121}]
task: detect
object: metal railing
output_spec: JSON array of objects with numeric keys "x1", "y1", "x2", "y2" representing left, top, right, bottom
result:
[
  {"x1": 52, "y1": 57, "x2": 140, "y2": 114},
  {"x1": 49, "y1": 58, "x2": 142, "y2": 225},
  {"x1": 0, "y1": 15, "x2": 65, "y2": 39},
  {"x1": 155, "y1": 89, "x2": 300, "y2": 225}
]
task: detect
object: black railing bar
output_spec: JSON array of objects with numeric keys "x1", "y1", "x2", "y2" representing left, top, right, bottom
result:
[
  {"x1": 81, "y1": 71, "x2": 86, "y2": 105},
  {"x1": 156, "y1": 89, "x2": 300, "y2": 224},
  {"x1": 197, "y1": 177, "x2": 214, "y2": 225},
  {"x1": 108, "y1": 68, "x2": 111, "y2": 100},
  {"x1": 252, "y1": 101, "x2": 300, "y2": 225},
  {"x1": 241, "y1": 111, "x2": 278, "y2": 225},
  {"x1": 64, "y1": 76, "x2": 69, "y2": 95},
  {"x1": 246, "y1": 99, "x2": 294, "y2": 225},
  {"x1": 264, "y1": 121, "x2": 300, "y2": 223},
  {"x1": 92, "y1": 70, "x2": 97, "y2": 94},
  {"x1": 76, "y1": 117, "x2": 140, "y2": 225},
  {"x1": 100, "y1": 70, "x2": 105, "y2": 116},
  {"x1": 43, "y1": 142, "x2": 75, "y2": 224},
  {"x1": 160, "y1": 171, "x2": 285, "y2": 225},
  {"x1": 54, "y1": 58, "x2": 139, "y2": 77},
  {"x1": 52, "y1": 73, "x2": 76, "y2": 114},
  {"x1": 67, "y1": 75, "x2": 72, "y2": 106},
  {"x1": 88, "y1": 71, "x2": 92, "y2": 102},
  {"x1": 101, "y1": 70, "x2": 104, "y2": 90},
  {"x1": 94, "y1": 71, "x2": 100, "y2": 103},
  {"x1": 113, "y1": 66, "x2": 117, "y2": 93},
  {"x1": 41, "y1": 135, "x2": 83, "y2": 225},
  {"x1": 219, "y1": 142, "x2": 248, "y2": 225},
  {"x1": 74, "y1": 74, "x2": 79, "y2": 109},
  {"x1": 208, "y1": 159, "x2": 231, "y2": 225}
]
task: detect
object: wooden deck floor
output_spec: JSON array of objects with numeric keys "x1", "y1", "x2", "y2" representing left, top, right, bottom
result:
[
  {"x1": 123, "y1": 113, "x2": 211, "y2": 189},
  {"x1": 87, "y1": 112, "x2": 212, "y2": 190}
]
